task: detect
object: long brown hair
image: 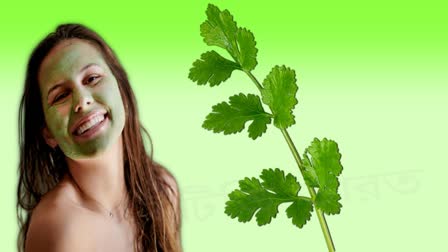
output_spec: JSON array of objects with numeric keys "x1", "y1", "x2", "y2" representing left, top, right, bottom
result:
[{"x1": 17, "y1": 23, "x2": 182, "y2": 252}]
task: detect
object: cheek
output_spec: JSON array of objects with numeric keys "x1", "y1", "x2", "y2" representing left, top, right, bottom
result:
[
  {"x1": 96, "y1": 79, "x2": 125, "y2": 111},
  {"x1": 45, "y1": 107, "x2": 70, "y2": 136}
]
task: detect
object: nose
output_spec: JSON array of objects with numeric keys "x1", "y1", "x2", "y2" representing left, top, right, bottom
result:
[{"x1": 73, "y1": 88, "x2": 94, "y2": 113}]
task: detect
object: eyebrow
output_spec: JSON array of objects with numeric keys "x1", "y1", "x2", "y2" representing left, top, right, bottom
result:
[{"x1": 46, "y1": 63, "x2": 100, "y2": 98}]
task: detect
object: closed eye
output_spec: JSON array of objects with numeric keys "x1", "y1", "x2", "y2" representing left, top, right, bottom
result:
[{"x1": 54, "y1": 91, "x2": 70, "y2": 103}]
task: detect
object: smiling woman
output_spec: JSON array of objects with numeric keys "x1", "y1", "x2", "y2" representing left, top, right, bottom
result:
[{"x1": 17, "y1": 24, "x2": 182, "y2": 252}]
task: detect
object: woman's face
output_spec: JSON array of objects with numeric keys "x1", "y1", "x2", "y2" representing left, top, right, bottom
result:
[{"x1": 38, "y1": 38, "x2": 126, "y2": 159}]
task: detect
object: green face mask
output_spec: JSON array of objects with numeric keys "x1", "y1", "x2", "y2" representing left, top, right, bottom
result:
[{"x1": 38, "y1": 39, "x2": 126, "y2": 159}]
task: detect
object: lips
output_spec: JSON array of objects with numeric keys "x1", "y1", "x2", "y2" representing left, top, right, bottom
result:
[{"x1": 70, "y1": 110, "x2": 108, "y2": 135}]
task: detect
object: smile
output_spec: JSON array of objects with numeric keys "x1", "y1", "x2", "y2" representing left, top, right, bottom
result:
[{"x1": 75, "y1": 113, "x2": 106, "y2": 136}]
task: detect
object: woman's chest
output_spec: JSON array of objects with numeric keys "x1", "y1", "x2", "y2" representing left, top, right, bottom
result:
[{"x1": 87, "y1": 216, "x2": 136, "y2": 252}]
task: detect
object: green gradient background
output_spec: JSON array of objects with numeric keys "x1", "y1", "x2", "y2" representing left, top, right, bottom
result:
[{"x1": 1, "y1": 0, "x2": 447, "y2": 251}]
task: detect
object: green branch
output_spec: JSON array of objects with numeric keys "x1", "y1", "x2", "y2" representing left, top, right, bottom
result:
[{"x1": 188, "y1": 3, "x2": 344, "y2": 251}]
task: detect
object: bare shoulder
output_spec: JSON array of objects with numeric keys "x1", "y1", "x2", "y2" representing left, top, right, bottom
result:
[
  {"x1": 157, "y1": 165, "x2": 181, "y2": 220},
  {"x1": 159, "y1": 166, "x2": 180, "y2": 204},
  {"x1": 25, "y1": 183, "x2": 96, "y2": 252},
  {"x1": 161, "y1": 168, "x2": 179, "y2": 196}
]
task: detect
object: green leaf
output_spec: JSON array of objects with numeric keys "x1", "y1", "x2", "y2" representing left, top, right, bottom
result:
[
  {"x1": 200, "y1": 4, "x2": 238, "y2": 57},
  {"x1": 236, "y1": 27, "x2": 258, "y2": 71},
  {"x1": 286, "y1": 199, "x2": 314, "y2": 228},
  {"x1": 188, "y1": 51, "x2": 241, "y2": 86},
  {"x1": 304, "y1": 138, "x2": 343, "y2": 190},
  {"x1": 303, "y1": 138, "x2": 343, "y2": 214},
  {"x1": 200, "y1": 4, "x2": 258, "y2": 71},
  {"x1": 202, "y1": 93, "x2": 272, "y2": 140},
  {"x1": 260, "y1": 168, "x2": 300, "y2": 196},
  {"x1": 315, "y1": 189, "x2": 342, "y2": 215},
  {"x1": 302, "y1": 153, "x2": 319, "y2": 188},
  {"x1": 225, "y1": 168, "x2": 313, "y2": 228},
  {"x1": 261, "y1": 65, "x2": 298, "y2": 129}
]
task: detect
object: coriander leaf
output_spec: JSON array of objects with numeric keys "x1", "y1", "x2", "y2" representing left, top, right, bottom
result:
[
  {"x1": 261, "y1": 65, "x2": 298, "y2": 129},
  {"x1": 303, "y1": 138, "x2": 343, "y2": 215},
  {"x1": 188, "y1": 51, "x2": 241, "y2": 86},
  {"x1": 200, "y1": 4, "x2": 258, "y2": 71},
  {"x1": 247, "y1": 115, "x2": 271, "y2": 140},
  {"x1": 202, "y1": 93, "x2": 272, "y2": 140},
  {"x1": 200, "y1": 4, "x2": 239, "y2": 58},
  {"x1": 225, "y1": 168, "x2": 313, "y2": 227},
  {"x1": 236, "y1": 27, "x2": 258, "y2": 71},
  {"x1": 315, "y1": 189, "x2": 342, "y2": 215},
  {"x1": 225, "y1": 177, "x2": 274, "y2": 224},
  {"x1": 302, "y1": 153, "x2": 319, "y2": 188},
  {"x1": 260, "y1": 168, "x2": 300, "y2": 196},
  {"x1": 304, "y1": 138, "x2": 343, "y2": 190},
  {"x1": 286, "y1": 198, "x2": 314, "y2": 228}
]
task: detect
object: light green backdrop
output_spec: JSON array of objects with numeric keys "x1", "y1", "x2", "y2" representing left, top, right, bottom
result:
[{"x1": 1, "y1": 0, "x2": 447, "y2": 251}]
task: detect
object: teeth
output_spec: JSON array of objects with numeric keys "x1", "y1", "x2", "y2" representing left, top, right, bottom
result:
[{"x1": 76, "y1": 114, "x2": 105, "y2": 135}]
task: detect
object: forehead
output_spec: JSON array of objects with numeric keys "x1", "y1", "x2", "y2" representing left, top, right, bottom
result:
[{"x1": 38, "y1": 39, "x2": 105, "y2": 88}]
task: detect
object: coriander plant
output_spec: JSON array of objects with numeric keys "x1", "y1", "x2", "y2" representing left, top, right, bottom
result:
[{"x1": 188, "y1": 4, "x2": 344, "y2": 251}]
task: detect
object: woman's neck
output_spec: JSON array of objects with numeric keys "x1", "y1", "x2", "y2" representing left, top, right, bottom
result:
[{"x1": 64, "y1": 135, "x2": 127, "y2": 216}]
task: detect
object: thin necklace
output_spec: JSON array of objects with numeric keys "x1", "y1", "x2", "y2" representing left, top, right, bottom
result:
[
  {"x1": 68, "y1": 173, "x2": 127, "y2": 218},
  {"x1": 90, "y1": 193, "x2": 126, "y2": 218}
]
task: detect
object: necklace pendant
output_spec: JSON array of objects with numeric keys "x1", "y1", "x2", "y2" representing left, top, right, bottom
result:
[{"x1": 109, "y1": 212, "x2": 113, "y2": 217}]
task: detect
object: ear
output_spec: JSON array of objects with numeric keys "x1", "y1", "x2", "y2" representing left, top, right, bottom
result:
[{"x1": 42, "y1": 127, "x2": 58, "y2": 149}]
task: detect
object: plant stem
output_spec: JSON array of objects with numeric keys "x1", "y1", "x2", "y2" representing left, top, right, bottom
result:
[
  {"x1": 244, "y1": 70, "x2": 336, "y2": 252},
  {"x1": 245, "y1": 70, "x2": 264, "y2": 92},
  {"x1": 280, "y1": 128, "x2": 336, "y2": 252}
]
